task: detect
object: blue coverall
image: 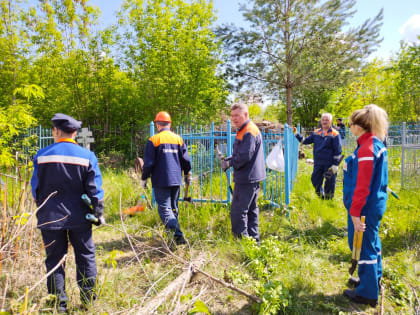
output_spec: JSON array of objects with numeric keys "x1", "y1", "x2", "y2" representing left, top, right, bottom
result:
[
  {"x1": 343, "y1": 133, "x2": 388, "y2": 300},
  {"x1": 31, "y1": 138, "x2": 104, "y2": 305},
  {"x1": 296, "y1": 127, "x2": 342, "y2": 199},
  {"x1": 230, "y1": 120, "x2": 266, "y2": 243},
  {"x1": 141, "y1": 128, "x2": 191, "y2": 239}
]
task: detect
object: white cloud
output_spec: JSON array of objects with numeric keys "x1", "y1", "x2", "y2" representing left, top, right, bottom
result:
[{"x1": 399, "y1": 14, "x2": 420, "y2": 43}]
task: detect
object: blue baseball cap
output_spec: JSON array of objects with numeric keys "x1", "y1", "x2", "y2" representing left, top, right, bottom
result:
[{"x1": 51, "y1": 113, "x2": 82, "y2": 132}]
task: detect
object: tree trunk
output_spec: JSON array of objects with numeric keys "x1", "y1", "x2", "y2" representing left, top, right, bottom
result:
[{"x1": 286, "y1": 86, "x2": 293, "y2": 125}]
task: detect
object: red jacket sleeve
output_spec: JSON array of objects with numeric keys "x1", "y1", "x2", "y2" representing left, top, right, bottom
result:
[{"x1": 349, "y1": 141, "x2": 374, "y2": 217}]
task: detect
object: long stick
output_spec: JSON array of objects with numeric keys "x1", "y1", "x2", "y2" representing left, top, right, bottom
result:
[{"x1": 137, "y1": 253, "x2": 207, "y2": 314}]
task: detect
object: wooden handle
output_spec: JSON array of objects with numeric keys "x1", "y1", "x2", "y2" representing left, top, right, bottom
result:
[{"x1": 355, "y1": 216, "x2": 366, "y2": 261}]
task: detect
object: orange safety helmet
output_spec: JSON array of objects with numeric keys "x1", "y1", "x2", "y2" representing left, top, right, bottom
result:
[{"x1": 154, "y1": 111, "x2": 172, "y2": 123}]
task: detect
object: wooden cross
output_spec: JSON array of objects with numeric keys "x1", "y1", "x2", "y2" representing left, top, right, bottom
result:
[{"x1": 76, "y1": 128, "x2": 95, "y2": 150}]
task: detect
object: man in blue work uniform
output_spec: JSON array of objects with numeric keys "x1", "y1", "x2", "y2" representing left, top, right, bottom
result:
[
  {"x1": 294, "y1": 113, "x2": 342, "y2": 199},
  {"x1": 31, "y1": 113, "x2": 104, "y2": 313},
  {"x1": 221, "y1": 103, "x2": 266, "y2": 243},
  {"x1": 141, "y1": 111, "x2": 192, "y2": 245}
]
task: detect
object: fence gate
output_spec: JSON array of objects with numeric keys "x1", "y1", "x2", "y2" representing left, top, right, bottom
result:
[{"x1": 168, "y1": 120, "x2": 299, "y2": 209}]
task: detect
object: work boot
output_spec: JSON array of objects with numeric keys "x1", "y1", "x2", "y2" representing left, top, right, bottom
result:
[
  {"x1": 57, "y1": 302, "x2": 68, "y2": 314},
  {"x1": 175, "y1": 235, "x2": 186, "y2": 245},
  {"x1": 44, "y1": 295, "x2": 68, "y2": 314},
  {"x1": 343, "y1": 289, "x2": 378, "y2": 307}
]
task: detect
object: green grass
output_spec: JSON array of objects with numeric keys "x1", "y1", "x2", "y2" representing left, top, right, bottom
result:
[{"x1": 2, "y1": 162, "x2": 419, "y2": 314}]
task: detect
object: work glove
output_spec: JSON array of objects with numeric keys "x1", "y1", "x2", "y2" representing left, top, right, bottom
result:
[
  {"x1": 324, "y1": 165, "x2": 338, "y2": 179},
  {"x1": 92, "y1": 209, "x2": 106, "y2": 226},
  {"x1": 93, "y1": 215, "x2": 106, "y2": 226},
  {"x1": 140, "y1": 179, "x2": 148, "y2": 189},
  {"x1": 292, "y1": 126, "x2": 297, "y2": 134},
  {"x1": 329, "y1": 165, "x2": 339, "y2": 175},
  {"x1": 221, "y1": 158, "x2": 231, "y2": 172},
  {"x1": 185, "y1": 172, "x2": 192, "y2": 185}
]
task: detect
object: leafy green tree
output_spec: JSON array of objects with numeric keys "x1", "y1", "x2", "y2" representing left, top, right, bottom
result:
[
  {"x1": 117, "y1": 0, "x2": 227, "y2": 125},
  {"x1": 293, "y1": 88, "x2": 332, "y2": 127},
  {"x1": 217, "y1": 0, "x2": 383, "y2": 124},
  {"x1": 0, "y1": 0, "x2": 32, "y2": 108},
  {"x1": 248, "y1": 103, "x2": 262, "y2": 120},
  {"x1": 0, "y1": 85, "x2": 40, "y2": 166},
  {"x1": 263, "y1": 102, "x2": 286, "y2": 123},
  {"x1": 390, "y1": 42, "x2": 420, "y2": 121}
]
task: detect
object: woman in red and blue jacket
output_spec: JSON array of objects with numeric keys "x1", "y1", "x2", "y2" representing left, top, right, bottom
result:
[{"x1": 342, "y1": 104, "x2": 389, "y2": 307}]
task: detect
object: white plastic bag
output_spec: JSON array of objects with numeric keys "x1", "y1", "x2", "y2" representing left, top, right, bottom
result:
[{"x1": 266, "y1": 142, "x2": 285, "y2": 172}]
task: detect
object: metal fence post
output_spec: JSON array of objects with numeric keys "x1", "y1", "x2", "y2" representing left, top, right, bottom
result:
[
  {"x1": 401, "y1": 122, "x2": 406, "y2": 189},
  {"x1": 227, "y1": 119, "x2": 232, "y2": 202},
  {"x1": 38, "y1": 125, "x2": 42, "y2": 149},
  {"x1": 284, "y1": 123, "x2": 290, "y2": 212}
]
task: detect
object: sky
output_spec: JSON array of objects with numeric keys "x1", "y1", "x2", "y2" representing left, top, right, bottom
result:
[{"x1": 90, "y1": 0, "x2": 420, "y2": 60}]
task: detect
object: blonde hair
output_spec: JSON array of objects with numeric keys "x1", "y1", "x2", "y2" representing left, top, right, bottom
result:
[{"x1": 349, "y1": 104, "x2": 388, "y2": 141}]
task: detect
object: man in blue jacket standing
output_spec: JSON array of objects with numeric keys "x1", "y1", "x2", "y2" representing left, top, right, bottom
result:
[
  {"x1": 141, "y1": 111, "x2": 192, "y2": 245},
  {"x1": 31, "y1": 113, "x2": 104, "y2": 313},
  {"x1": 221, "y1": 103, "x2": 266, "y2": 243},
  {"x1": 295, "y1": 113, "x2": 342, "y2": 199}
]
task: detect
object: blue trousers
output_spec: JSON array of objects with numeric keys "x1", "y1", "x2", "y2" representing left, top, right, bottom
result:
[
  {"x1": 154, "y1": 186, "x2": 183, "y2": 237},
  {"x1": 347, "y1": 207, "x2": 384, "y2": 300},
  {"x1": 41, "y1": 227, "x2": 97, "y2": 304},
  {"x1": 311, "y1": 164, "x2": 337, "y2": 199},
  {"x1": 230, "y1": 182, "x2": 260, "y2": 243}
]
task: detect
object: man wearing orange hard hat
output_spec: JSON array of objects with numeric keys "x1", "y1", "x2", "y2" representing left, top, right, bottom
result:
[{"x1": 141, "y1": 111, "x2": 192, "y2": 245}]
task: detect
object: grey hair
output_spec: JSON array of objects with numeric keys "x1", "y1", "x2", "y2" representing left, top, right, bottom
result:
[
  {"x1": 321, "y1": 113, "x2": 333, "y2": 122},
  {"x1": 230, "y1": 103, "x2": 249, "y2": 112}
]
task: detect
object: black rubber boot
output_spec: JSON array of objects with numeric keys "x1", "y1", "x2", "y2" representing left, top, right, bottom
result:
[{"x1": 343, "y1": 289, "x2": 378, "y2": 307}]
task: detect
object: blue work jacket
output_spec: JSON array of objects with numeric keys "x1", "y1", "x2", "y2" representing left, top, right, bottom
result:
[
  {"x1": 343, "y1": 133, "x2": 388, "y2": 216},
  {"x1": 231, "y1": 120, "x2": 266, "y2": 184},
  {"x1": 31, "y1": 139, "x2": 104, "y2": 230},
  {"x1": 141, "y1": 128, "x2": 191, "y2": 188},
  {"x1": 296, "y1": 127, "x2": 342, "y2": 166}
]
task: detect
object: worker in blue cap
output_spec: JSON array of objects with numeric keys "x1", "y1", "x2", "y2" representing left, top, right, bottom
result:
[{"x1": 31, "y1": 113, "x2": 104, "y2": 313}]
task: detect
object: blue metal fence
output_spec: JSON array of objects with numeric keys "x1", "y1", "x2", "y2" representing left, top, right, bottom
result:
[
  {"x1": 168, "y1": 120, "x2": 300, "y2": 208},
  {"x1": 27, "y1": 122, "x2": 301, "y2": 207}
]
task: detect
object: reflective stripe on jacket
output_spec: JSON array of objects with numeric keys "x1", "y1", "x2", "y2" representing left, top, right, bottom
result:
[
  {"x1": 141, "y1": 128, "x2": 191, "y2": 188},
  {"x1": 31, "y1": 139, "x2": 104, "y2": 230},
  {"x1": 232, "y1": 120, "x2": 266, "y2": 184}
]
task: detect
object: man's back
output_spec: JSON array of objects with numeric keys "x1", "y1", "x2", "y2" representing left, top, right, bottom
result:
[
  {"x1": 142, "y1": 129, "x2": 191, "y2": 187},
  {"x1": 31, "y1": 140, "x2": 104, "y2": 229}
]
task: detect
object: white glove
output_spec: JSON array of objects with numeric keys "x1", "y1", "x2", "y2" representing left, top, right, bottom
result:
[
  {"x1": 140, "y1": 179, "x2": 148, "y2": 189},
  {"x1": 329, "y1": 165, "x2": 338, "y2": 174}
]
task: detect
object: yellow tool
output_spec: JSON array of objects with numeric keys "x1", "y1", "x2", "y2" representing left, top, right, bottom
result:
[{"x1": 349, "y1": 216, "x2": 366, "y2": 276}]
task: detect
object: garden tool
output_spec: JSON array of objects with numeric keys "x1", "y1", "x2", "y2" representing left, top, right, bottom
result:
[
  {"x1": 81, "y1": 194, "x2": 98, "y2": 223},
  {"x1": 216, "y1": 146, "x2": 234, "y2": 195},
  {"x1": 387, "y1": 187, "x2": 400, "y2": 200},
  {"x1": 134, "y1": 156, "x2": 144, "y2": 174},
  {"x1": 183, "y1": 181, "x2": 192, "y2": 203},
  {"x1": 349, "y1": 216, "x2": 366, "y2": 281}
]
